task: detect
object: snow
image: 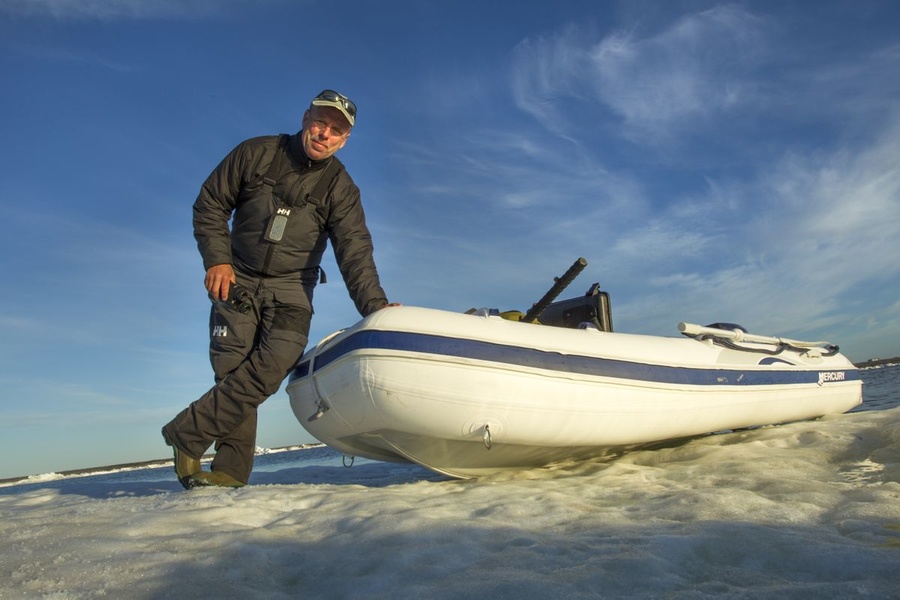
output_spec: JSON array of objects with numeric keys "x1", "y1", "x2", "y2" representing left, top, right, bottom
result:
[{"x1": 1, "y1": 372, "x2": 899, "y2": 599}]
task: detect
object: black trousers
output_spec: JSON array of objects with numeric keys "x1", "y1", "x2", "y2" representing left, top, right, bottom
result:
[{"x1": 163, "y1": 272, "x2": 312, "y2": 483}]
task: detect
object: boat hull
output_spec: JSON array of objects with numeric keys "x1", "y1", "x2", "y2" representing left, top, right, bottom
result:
[{"x1": 286, "y1": 307, "x2": 862, "y2": 478}]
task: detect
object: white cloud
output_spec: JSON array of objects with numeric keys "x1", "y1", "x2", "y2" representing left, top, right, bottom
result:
[
  {"x1": 612, "y1": 221, "x2": 713, "y2": 262},
  {"x1": 11, "y1": 43, "x2": 134, "y2": 70},
  {"x1": 0, "y1": 0, "x2": 258, "y2": 20},
  {"x1": 507, "y1": 11, "x2": 900, "y2": 355},
  {"x1": 615, "y1": 113, "x2": 900, "y2": 349},
  {"x1": 592, "y1": 4, "x2": 765, "y2": 125},
  {"x1": 511, "y1": 5, "x2": 767, "y2": 144},
  {"x1": 789, "y1": 44, "x2": 900, "y2": 124}
]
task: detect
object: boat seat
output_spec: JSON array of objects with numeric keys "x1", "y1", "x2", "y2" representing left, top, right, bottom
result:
[{"x1": 538, "y1": 283, "x2": 613, "y2": 332}]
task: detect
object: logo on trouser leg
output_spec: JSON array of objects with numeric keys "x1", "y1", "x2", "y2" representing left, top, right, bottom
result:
[{"x1": 213, "y1": 325, "x2": 228, "y2": 337}]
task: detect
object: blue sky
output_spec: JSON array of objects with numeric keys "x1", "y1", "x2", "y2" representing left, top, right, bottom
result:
[{"x1": 1, "y1": 0, "x2": 898, "y2": 479}]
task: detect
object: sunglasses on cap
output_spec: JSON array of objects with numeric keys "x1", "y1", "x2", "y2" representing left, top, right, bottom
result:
[{"x1": 312, "y1": 89, "x2": 357, "y2": 125}]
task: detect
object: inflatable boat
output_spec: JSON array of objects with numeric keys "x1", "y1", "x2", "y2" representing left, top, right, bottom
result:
[{"x1": 286, "y1": 282, "x2": 862, "y2": 478}]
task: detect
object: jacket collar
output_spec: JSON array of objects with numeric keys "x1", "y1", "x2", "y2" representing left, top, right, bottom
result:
[{"x1": 288, "y1": 132, "x2": 331, "y2": 170}]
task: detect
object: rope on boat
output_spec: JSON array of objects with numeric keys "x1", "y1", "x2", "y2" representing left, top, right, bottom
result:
[{"x1": 678, "y1": 322, "x2": 840, "y2": 357}]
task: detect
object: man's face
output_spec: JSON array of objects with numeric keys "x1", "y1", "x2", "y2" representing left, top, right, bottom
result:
[{"x1": 301, "y1": 106, "x2": 351, "y2": 161}]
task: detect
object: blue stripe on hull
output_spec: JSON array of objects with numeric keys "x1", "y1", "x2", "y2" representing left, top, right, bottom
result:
[{"x1": 292, "y1": 330, "x2": 860, "y2": 387}]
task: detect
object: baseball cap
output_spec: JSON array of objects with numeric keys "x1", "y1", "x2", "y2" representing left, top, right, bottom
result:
[{"x1": 311, "y1": 89, "x2": 356, "y2": 127}]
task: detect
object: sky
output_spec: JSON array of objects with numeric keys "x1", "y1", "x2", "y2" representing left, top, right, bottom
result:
[{"x1": 0, "y1": 0, "x2": 899, "y2": 479}]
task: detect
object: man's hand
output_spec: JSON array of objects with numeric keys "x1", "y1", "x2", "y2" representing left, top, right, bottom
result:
[{"x1": 205, "y1": 264, "x2": 236, "y2": 301}]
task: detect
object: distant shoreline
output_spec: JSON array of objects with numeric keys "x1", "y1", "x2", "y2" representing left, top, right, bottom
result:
[
  {"x1": 0, "y1": 443, "x2": 324, "y2": 487},
  {"x1": 854, "y1": 357, "x2": 900, "y2": 369}
]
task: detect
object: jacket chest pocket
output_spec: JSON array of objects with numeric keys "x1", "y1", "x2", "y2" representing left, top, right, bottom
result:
[
  {"x1": 301, "y1": 200, "x2": 328, "y2": 231},
  {"x1": 236, "y1": 176, "x2": 267, "y2": 205},
  {"x1": 285, "y1": 179, "x2": 329, "y2": 232}
]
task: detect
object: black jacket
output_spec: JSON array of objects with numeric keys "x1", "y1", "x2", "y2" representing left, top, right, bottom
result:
[{"x1": 193, "y1": 133, "x2": 388, "y2": 316}]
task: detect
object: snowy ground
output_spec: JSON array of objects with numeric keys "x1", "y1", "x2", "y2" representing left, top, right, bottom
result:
[{"x1": 1, "y1": 369, "x2": 898, "y2": 599}]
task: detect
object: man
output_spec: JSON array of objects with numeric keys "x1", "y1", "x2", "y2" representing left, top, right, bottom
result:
[{"x1": 162, "y1": 89, "x2": 392, "y2": 488}]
